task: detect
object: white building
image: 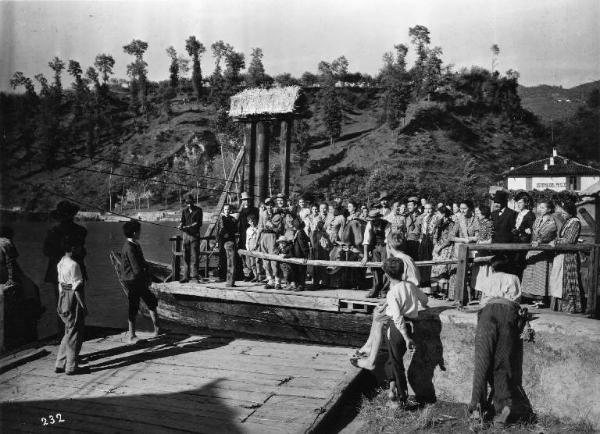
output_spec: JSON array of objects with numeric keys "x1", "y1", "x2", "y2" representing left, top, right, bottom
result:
[{"x1": 505, "y1": 149, "x2": 600, "y2": 193}]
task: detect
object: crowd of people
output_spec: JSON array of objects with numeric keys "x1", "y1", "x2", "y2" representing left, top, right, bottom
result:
[{"x1": 190, "y1": 189, "x2": 586, "y2": 314}]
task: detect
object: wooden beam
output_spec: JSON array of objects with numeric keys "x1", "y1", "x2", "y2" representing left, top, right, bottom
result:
[
  {"x1": 280, "y1": 119, "x2": 292, "y2": 197},
  {"x1": 453, "y1": 243, "x2": 469, "y2": 306},
  {"x1": 244, "y1": 121, "x2": 257, "y2": 206},
  {"x1": 255, "y1": 121, "x2": 270, "y2": 202},
  {"x1": 587, "y1": 245, "x2": 599, "y2": 318}
]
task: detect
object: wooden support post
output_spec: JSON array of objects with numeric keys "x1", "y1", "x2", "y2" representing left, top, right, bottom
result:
[
  {"x1": 245, "y1": 121, "x2": 257, "y2": 206},
  {"x1": 280, "y1": 119, "x2": 292, "y2": 197},
  {"x1": 586, "y1": 246, "x2": 599, "y2": 318},
  {"x1": 255, "y1": 121, "x2": 269, "y2": 202},
  {"x1": 170, "y1": 235, "x2": 182, "y2": 282},
  {"x1": 454, "y1": 243, "x2": 469, "y2": 306}
]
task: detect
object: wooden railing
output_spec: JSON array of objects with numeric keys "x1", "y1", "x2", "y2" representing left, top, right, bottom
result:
[
  {"x1": 453, "y1": 243, "x2": 599, "y2": 316},
  {"x1": 239, "y1": 243, "x2": 600, "y2": 318},
  {"x1": 169, "y1": 235, "x2": 216, "y2": 281}
]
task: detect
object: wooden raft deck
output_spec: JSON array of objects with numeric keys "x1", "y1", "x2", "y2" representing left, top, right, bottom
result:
[
  {"x1": 150, "y1": 281, "x2": 378, "y2": 347},
  {"x1": 0, "y1": 331, "x2": 360, "y2": 433}
]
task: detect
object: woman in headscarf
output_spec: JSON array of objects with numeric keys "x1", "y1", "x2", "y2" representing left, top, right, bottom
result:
[
  {"x1": 521, "y1": 200, "x2": 558, "y2": 306},
  {"x1": 548, "y1": 199, "x2": 585, "y2": 313},
  {"x1": 431, "y1": 205, "x2": 456, "y2": 298}
]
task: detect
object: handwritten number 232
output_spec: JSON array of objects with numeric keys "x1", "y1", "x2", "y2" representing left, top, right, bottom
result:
[{"x1": 41, "y1": 413, "x2": 65, "y2": 425}]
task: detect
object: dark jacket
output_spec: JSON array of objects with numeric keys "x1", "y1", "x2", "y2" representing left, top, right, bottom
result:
[
  {"x1": 292, "y1": 230, "x2": 311, "y2": 259},
  {"x1": 120, "y1": 240, "x2": 149, "y2": 283},
  {"x1": 43, "y1": 221, "x2": 88, "y2": 284},
  {"x1": 217, "y1": 214, "x2": 237, "y2": 244},
  {"x1": 180, "y1": 206, "x2": 203, "y2": 237},
  {"x1": 491, "y1": 208, "x2": 518, "y2": 243},
  {"x1": 512, "y1": 210, "x2": 536, "y2": 243}
]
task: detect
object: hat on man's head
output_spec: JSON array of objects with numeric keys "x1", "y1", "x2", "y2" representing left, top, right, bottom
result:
[
  {"x1": 51, "y1": 200, "x2": 80, "y2": 220},
  {"x1": 275, "y1": 193, "x2": 286, "y2": 200},
  {"x1": 492, "y1": 190, "x2": 509, "y2": 204},
  {"x1": 276, "y1": 235, "x2": 289, "y2": 243},
  {"x1": 377, "y1": 191, "x2": 391, "y2": 202},
  {"x1": 407, "y1": 196, "x2": 419, "y2": 204},
  {"x1": 185, "y1": 195, "x2": 195, "y2": 204},
  {"x1": 264, "y1": 197, "x2": 273, "y2": 205},
  {"x1": 368, "y1": 209, "x2": 383, "y2": 219},
  {"x1": 240, "y1": 192, "x2": 252, "y2": 201}
]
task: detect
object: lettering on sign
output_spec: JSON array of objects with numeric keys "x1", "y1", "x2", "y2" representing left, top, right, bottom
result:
[{"x1": 535, "y1": 183, "x2": 566, "y2": 189}]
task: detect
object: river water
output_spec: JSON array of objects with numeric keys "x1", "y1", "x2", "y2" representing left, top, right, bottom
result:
[{"x1": 9, "y1": 220, "x2": 188, "y2": 333}]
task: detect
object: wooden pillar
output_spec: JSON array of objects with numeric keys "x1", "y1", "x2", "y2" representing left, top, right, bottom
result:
[
  {"x1": 255, "y1": 121, "x2": 269, "y2": 203},
  {"x1": 279, "y1": 119, "x2": 292, "y2": 197},
  {"x1": 454, "y1": 243, "x2": 469, "y2": 306},
  {"x1": 244, "y1": 121, "x2": 257, "y2": 206}
]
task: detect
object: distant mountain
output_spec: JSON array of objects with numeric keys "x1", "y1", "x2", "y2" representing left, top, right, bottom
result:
[{"x1": 519, "y1": 80, "x2": 600, "y2": 123}]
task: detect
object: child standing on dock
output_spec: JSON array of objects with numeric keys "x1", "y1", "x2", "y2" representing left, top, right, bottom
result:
[
  {"x1": 120, "y1": 220, "x2": 161, "y2": 344},
  {"x1": 245, "y1": 214, "x2": 261, "y2": 283},
  {"x1": 55, "y1": 235, "x2": 88, "y2": 375}
]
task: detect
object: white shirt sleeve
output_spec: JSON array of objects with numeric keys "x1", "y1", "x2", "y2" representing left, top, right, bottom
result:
[
  {"x1": 386, "y1": 287, "x2": 408, "y2": 335},
  {"x1": 363, "y1": 221, "x2": 372, "y2": 246}
]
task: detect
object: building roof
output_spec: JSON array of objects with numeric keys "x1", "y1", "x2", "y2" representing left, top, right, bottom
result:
[
  {"x1": 505, "y1": 155, "x2": 600, "y2": 177},
  {"x1": 229, "y1": 86, "x2": 307, "y2": 119},
  {"x1": 581, "y1": 181, "x2": 600, "y2": 196}
]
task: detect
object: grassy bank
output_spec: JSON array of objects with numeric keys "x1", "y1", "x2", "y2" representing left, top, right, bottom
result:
[{"x1": 349, "y1": 389, "x2": 596, "y2": 433}]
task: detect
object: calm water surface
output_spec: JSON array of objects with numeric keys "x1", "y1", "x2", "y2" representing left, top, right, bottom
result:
[{"x1": 11, "y1": 221, "x2": 184, "y2": 330}]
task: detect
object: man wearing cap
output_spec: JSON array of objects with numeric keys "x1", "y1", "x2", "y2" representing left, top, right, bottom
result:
[
  {"x1": 361, "y1": 210, "x2": 390, "y2": 298},
  {"x1": 177, "y1": 195, "x2": 203, "y2": 283},
  {"x1": 43, "y1": 201, "x2": 88, "y2": 336},
  {"x1": 258, "y1": 197, "x2": 284, "y2": 289},
  {"x1": 377, "y1": 191, "x2": 392, "y2": 217},
  {"x1": 237, "y1": 192, "x2": 259, "y2": 281},
  {"x1": 216, "y1": 203, "x2": 237, "y2": 287},
  {"x1": 404, "y1": 197, "x2": 422, "y2": 260},
  {"x1": 491, "y1": 191, "x2": 517, "y2": 244}
]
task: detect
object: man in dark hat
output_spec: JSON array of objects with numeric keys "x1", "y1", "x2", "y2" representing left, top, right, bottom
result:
[
  {"x1": 43, "y1": 201, "x2": 87, "y2": 337},
  {"x1": 377, "y1": 191, "x2": 392, "y2": 217},
  {"x1": 404, "y1": 196, "x2": 422, "y2": 260},
  {"x1": 237, "y1": 192, "x2": 259, "y2": 281},
  {"x1": 491, "y1": 190, "x2": 517, "y2": 243},
  {"x1": 361, "y1": 209, "x2": 390, "y2": 298},
  {"x1": 177, "y1": 195, "x2": 203, "y2": 283}
]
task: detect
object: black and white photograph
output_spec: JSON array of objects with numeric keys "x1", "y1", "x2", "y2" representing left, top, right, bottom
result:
[{"x1": 0, "y1": 0, "x2": 599, "y2": 432}]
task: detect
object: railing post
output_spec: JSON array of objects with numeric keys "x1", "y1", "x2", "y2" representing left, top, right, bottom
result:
[
  {"x1": 586, "y1": 245, "x2": 599, "y2": 318},
  {"x1": 171, "y1": 235, "x2": 182, "y2": 282},
  {"x1": 454, "y1": 243, "x2": 469, "y2": 306}
]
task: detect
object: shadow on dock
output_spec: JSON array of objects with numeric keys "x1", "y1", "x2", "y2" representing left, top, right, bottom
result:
[{"x1": 1, "y1": 378, "x2": 245, "y2": 433}]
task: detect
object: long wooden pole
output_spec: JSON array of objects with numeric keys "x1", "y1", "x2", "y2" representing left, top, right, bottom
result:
[
  {"x1": 245, "y1": 121, "x2": 256, "y2": 206},
  {"x1": 453, "y1": 244, "x2": 469, "y2": 306},
  {"x1": 238, "y1": 249, "x2": 490, "y2": 268},
  {"x1": 255, "y1": 121, "x2": 269, "y2": 202},
  {"x1": 280, "y1": 119, "x2": 292, "y2": 197}
]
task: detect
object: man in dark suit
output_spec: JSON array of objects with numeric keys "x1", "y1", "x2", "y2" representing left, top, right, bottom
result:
[
  {"x1": 178, "y1": 195, "x2": 203, "y2": 283},
  {"x1": 236, "y1": 192, "x2": 259, "y2": 281},
  {"x1": 491, "y1": 190, "x2": 517, "y2": 243}
]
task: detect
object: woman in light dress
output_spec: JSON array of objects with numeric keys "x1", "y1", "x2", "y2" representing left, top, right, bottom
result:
[
  {"x1": 470, "y1": 205, "x2": 494, "y2": 298},
  {"x1": 521, "y1": 200, "x2": 558, "y2": 305}
]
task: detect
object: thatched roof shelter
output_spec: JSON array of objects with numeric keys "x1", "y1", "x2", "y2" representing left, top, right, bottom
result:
[{"x1": 229, "y1": 86, "x2": 307, "y2": 119}]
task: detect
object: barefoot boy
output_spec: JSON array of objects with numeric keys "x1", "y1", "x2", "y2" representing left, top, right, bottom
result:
[{"x1": 121, "y1": 220, "x2": 161, "y2": 343}]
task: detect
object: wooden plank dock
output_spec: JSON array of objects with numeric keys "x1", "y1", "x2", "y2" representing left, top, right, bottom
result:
[{"x1": 0, "y1": 330, "x2": 360, "y2": 433}]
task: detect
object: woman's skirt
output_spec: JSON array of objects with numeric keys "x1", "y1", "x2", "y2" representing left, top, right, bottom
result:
[
  {"x1": 549, "y1": 252, "x2": 585, "y2": 313},
  {"x1": 521, "y1": 250, "x2": 552, "y2": 299},
  {"x1": 418, "y1": 236, "x2": 434, "y2": 287}
]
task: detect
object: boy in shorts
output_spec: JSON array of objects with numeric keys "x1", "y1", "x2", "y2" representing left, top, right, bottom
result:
[{"x1": 120, "y1": 220, "x2": 161, "y2": 343}]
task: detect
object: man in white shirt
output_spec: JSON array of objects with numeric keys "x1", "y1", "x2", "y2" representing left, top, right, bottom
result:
[{"x1": 55, "y1": 236, "x2": 88, "y2": 375}]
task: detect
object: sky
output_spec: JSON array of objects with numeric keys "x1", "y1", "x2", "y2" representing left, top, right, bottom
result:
[{"x1": 1, "y1": 0, "x2": 599, "y2": 92}]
